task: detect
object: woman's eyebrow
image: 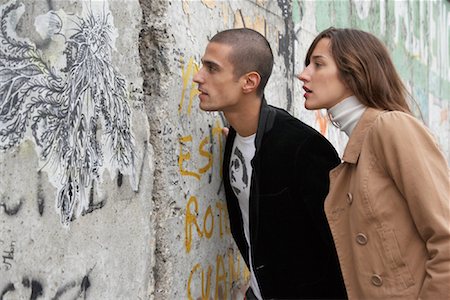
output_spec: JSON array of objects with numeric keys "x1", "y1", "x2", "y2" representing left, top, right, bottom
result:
[{"x1": 311, "y1": 54, "x2": 328, "y2": 60}]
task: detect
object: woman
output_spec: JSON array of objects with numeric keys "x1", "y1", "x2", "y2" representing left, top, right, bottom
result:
[{"x1": 297, "y1": 27, "x2": 450, "y2": 299}]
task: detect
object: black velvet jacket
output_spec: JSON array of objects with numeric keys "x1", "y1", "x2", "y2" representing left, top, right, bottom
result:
[{"x1": 223, "y1": 99, "x2": 346, "y2": 299}]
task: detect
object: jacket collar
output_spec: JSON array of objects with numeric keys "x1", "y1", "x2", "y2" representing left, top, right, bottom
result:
[
  {"x1": 254, "y1": 96, "x2": 276, "y2": 153},
  {"x1": 342, "y1": 107, "x2": 383, "y2": 164},
  {"x1": 224, "y1": 96, "x2": 273, "y2": 170}
]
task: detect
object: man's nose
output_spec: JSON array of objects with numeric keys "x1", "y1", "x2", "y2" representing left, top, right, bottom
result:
[{"x1": 193, "y1": 68, "x2": 203, "y2": 84}]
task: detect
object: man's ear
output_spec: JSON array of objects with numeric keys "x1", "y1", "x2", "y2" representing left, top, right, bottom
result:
[{"x1": 242, "y1": 72, "x2": 261, "y2": 94}]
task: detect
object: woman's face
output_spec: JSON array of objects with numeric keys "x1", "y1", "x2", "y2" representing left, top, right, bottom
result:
[{"x1": 297, "y1": 38, "x2": 352, "y2": 110}]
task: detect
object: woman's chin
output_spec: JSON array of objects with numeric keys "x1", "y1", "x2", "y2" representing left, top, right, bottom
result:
[{"x1": 304, "y1": 101, "x2": 319, "y2": 111}]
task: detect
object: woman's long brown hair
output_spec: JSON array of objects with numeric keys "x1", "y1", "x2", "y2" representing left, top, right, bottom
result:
[{"x1": 305, "y1": 27, "x2": 413, "y2": 114}]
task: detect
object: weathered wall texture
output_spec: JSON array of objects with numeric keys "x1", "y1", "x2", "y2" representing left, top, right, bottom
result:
[
  {"x1": 1, "y1": 0, "x2": 448, "y2": 299},
  {"x1": 0, "y1": 0, "x2": 154, "y2": 298}
]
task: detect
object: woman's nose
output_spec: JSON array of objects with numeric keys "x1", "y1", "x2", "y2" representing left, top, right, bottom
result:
[{"x1": 297, "y1": 69, "x2": 309, "y2": 83}]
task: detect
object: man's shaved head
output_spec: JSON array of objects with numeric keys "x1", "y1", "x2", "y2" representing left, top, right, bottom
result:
[{"x1": 210, "y1": 28, "x2": 274, "y2": 96}]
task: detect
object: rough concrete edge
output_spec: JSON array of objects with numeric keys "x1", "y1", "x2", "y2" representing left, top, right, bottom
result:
[{"x1": 138, "y1": 0, "x2": 173, "y2": 299}]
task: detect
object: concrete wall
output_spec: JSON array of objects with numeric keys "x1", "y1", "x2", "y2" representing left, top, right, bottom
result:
[{"x1": 0, "y1": 0, "x2": 448, "y2": 299}]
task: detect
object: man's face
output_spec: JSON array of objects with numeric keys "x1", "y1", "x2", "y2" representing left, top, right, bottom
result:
[{"x1": 193, "y1": 42, "x2": 244, "y2": 112}]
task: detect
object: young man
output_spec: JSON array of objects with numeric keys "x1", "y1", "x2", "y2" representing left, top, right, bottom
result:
[{"x1": 193, "y1": 28, "x2": 346, "y2": 299}]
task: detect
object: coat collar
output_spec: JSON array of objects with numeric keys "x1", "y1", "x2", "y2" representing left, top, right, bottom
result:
[{"x1": 342, "y1": 107, "x2": 384, "y2": 164}]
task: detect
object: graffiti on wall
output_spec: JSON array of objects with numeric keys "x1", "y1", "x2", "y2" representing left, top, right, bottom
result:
[
  {"x1": 179, "y1": 56, "x2": 200, "y2": 116},
  {"x1": 0, "y1": 0, "x2": 136, "y2": 225},
  {"x1": 178, "y1": 119, "x2": 224, "y2": 182},
  {"x1": 1, "y1": 268, "x2": 93, "y2": 299},
  {"x1": 185, "y1": 195, "x2": 230, "y2": 253},
  {"x1": 187, "y1": 248, "x2": 250, "y2": 300},
  {"x1": 1, "y1": 239, "x2": 16, "y2": 271}
]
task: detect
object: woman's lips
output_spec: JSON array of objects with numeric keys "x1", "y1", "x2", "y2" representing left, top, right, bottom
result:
[{"x1": 303, "y1": 86, "x2": 312, "y2": 98}]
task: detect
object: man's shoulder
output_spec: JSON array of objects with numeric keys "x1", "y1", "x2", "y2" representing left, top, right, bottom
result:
[
  {"x1": 268, "y1": 105, "x2": 322, "y2": 138},
  {"x1": 263, "y1": 105, "x2": 339, "y2": 164}
]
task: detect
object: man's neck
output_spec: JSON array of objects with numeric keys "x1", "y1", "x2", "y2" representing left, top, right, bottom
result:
[{"x1": 224, "y1": 95, "x2": 262, "y2": 137}]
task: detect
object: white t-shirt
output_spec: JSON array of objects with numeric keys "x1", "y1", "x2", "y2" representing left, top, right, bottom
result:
[{"x1": 229, "y1": 132, "x2": 262, "y2": 300}]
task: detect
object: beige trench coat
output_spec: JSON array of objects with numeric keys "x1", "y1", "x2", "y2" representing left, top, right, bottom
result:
[{"x1": 325, "y1": 108, "x2": 450, "y2": 299}]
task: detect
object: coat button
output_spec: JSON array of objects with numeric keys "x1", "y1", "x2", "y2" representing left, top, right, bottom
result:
[
  {"x1": 346, "y1": 192, "x2": 353, "y2": 204},
  {"x1": 371, "y1": 274, "x2": 383, "y2": 286},
  {"x1": 356, "y1": 233, "x2": 368, "y2": 245}
]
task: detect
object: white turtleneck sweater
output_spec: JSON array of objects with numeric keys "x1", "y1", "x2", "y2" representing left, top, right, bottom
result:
[{"x1": 328, "y1": 95, "x2": 367, "y2": 137}]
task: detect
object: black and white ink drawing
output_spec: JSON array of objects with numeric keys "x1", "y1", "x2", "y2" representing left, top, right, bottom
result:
[{"x1": 0, "y1": 0, "x2": 136, "y2": 225}]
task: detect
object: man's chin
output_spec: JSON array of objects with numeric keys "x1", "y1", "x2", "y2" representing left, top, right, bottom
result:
[{"x1": 199, "y1": 104, "x2": 217, "y2": 112}]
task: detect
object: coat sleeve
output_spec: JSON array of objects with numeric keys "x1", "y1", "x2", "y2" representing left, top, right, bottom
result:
[{"x1": 370, "y1": 112, "x2": 450, "y2": 299}]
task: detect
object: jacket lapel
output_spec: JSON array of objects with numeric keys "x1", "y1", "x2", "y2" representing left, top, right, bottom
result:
[
  {"x1": 249, "y1": 97, "x2": 276, "y2": 247},
  {"x1": 223, "y1": 97, "x2": 276, "y2": 262},
  {"x1": 342, "y1": 108, "x2": 384, "y2": 164}
]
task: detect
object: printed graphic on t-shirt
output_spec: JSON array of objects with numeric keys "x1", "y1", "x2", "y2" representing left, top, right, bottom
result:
[{"x1": 230, "y1": 146, "x2": 249, "y2": 196}]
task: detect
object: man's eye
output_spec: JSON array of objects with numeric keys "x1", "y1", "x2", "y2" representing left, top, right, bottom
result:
[{"x1": 207, "y1": 65, "x2": 216, "y2": 72}]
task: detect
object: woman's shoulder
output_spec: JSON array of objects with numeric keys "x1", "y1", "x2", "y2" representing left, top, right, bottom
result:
[
  {"x1": 368, "y1": 109, "x2": 439, "y2": 151},
  {"x1": 372, "y1": 109, "x2": 425, "y2": 133}
]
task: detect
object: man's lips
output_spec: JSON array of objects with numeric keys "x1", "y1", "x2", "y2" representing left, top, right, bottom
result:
[
  {"x1": 198, "y1": 87, "x2": 208, "y2": 96},
  {"x1": 197, "y1": 88, "x2": 208, "y2": 101}
]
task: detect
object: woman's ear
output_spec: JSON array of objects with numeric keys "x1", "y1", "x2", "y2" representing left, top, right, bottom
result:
[{"x1": 242, "y1": 72, "x2": 261, "y2": 94}]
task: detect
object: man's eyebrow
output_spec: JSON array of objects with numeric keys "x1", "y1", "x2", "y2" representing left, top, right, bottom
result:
[{"x1": 201, "y1": 59, "x2": 220, "y2": 68}]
